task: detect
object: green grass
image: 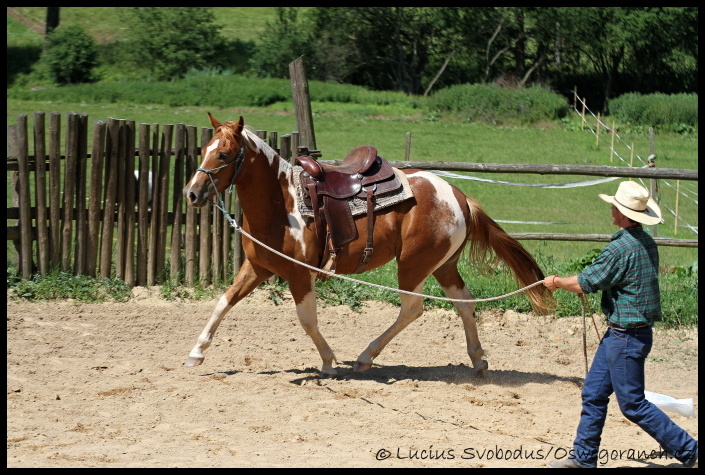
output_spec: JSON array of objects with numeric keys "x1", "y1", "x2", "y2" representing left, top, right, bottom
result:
[
  {"x1": 8, "y1": 99, "x2": 699, "y2": 261},
  {"x1": 7, "y1": 7, "x2": 277, "y2": 45},
  {"x1": 7, "y1": 105, "x2": 698, "y2": 326}
]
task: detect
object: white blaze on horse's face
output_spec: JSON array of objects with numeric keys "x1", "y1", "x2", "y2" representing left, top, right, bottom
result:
[{"x1": 184, "y1": 139, "x2": 222, "y2": 206}]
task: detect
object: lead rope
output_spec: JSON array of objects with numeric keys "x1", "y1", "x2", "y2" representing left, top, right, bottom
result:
[
  {"x1": 578, "y1": 293, "x2": 602, "y2": 376},
  {"x1": 206, "y1": 174, "x2": 546, "y2": 304}
]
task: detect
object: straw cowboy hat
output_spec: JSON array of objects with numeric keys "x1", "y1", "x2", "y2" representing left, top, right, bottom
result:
[{"x1": 599, "y1": 181, "x2": 662, "y2": 225}]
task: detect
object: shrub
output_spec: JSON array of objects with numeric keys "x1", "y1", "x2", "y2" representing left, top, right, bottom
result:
[
  {"x1": 118, "y1": 7, "x2": 229, "y2": 81},
  {"x1": 427, "y1": 83, "x2": 569, "y2": 125},
  {"x1": 610, "y1": 93, "x2": 698, "y2": 131},
  {"x1": 42, "y1": 25, "x2": 99, "y2": 85}
]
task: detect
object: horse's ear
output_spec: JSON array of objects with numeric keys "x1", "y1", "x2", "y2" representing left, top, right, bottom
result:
[
  {"x1": 237, "y1": 116, "x2": 245, "y2": 132},
  {"x1": 208, "y1": 112, "x2": 222, "y2": 129}
]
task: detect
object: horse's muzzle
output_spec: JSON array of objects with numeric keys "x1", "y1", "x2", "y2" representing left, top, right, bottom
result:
[{"x1": 183, "y1": 182, "x2": 210, "y2": 207}]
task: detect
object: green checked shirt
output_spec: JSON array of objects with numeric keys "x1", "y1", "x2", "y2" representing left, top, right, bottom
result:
[{"x1": 577, "y1": 224, "x2": 662, "y2": 328}]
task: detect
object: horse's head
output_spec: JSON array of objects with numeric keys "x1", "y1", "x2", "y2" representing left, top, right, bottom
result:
[{"x1": 184, "y1": 113, "x2": 247, "y2": 207}]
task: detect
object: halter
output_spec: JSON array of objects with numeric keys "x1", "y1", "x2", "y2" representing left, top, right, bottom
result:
[{"x1": 196, "y1": 139, "x2": 247, "y2": 194}]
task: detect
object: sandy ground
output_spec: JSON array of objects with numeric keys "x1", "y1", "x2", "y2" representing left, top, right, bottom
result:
[{"x1": 6, "y1": 287, "x2": 698, "y2": 468}]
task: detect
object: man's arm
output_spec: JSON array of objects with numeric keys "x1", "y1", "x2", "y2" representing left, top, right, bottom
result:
[{"x1": 544, "y1": 275, "x2": 585, "y2": 294}]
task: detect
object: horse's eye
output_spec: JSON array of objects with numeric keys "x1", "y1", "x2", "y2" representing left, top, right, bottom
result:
[{"x1": 218, "y1": 152, "x2": 228, "y2": 161}]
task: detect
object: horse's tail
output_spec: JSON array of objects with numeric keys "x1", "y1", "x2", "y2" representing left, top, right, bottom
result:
[{"x1": 465, "y1": 197, "x2": 556, "y2": 314}]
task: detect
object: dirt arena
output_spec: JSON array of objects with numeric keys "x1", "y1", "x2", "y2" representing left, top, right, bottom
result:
[{"x1": 6, "y1": 287, "x2": 698, "y2": 468}]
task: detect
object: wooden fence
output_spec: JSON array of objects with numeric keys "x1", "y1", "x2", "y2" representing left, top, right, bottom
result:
[
  {"x1": 7, "y1": 111, "x2": 305, "y2": 285},
  {"x1": 7, "y1": 112, "x2": 698, "y2": 287}
]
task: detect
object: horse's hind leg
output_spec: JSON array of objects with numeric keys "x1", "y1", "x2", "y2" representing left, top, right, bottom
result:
[
  {"x1": 433, "y1": 265, "x2": 488, "y2": 374},
  {"x1": 184, "y1": 259, "x2": 272, "y2": 367}
]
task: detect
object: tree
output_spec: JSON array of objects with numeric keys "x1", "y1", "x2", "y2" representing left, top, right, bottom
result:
[
  {"x1": 42, "y1": 24, "x2": 98, "y2": 85},
  {"x1": 46, "y1": 7, "x2": 60, "y2": 36},
  {"x1": 307, "y1": 7, "x2": 463, "y2": 94},
  {"x1": 119, "y1": 7, "x2": 228, "y2": 81},
  {"x1": 249, "y1": 7, "x2": 315, "y2": 79},
  {"x1": 249, "y1": 6, "x2": 697, "y2": 103},
  {"x1": 548, "y1": 7, "x2": 698, "y2": 113}
]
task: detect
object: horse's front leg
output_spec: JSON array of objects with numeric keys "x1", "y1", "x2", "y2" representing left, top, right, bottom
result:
[
  {"x1": 184, "y1": 259, "x2": 272, "y2": 367},
  {"x1": 355, "y1": 292, "x2": 425, "y2": 372},
  {"x1": 289, "y1": 273, "x2": 338, "y2": 376}
]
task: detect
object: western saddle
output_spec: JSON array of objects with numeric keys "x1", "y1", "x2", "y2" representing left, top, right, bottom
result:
[{"x1": 296, "y1": 145, "x2": 402, "y2": 276}]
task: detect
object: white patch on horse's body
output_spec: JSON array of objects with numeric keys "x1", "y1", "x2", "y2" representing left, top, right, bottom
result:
[
  {"x1": 242, "y1": 129, "x2": 306, "y2": 253},
  {"x1": 408, "y1": 170, "x2": 467, "y2": 264},
  {"x1": 285, "y1": 180, "x2": 307, "y2": 252},
  {"x1": 243, "y1": 129, "x2": 277, "y2": 166}
]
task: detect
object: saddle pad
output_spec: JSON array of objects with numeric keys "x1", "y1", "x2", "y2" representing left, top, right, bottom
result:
[{"x1": 293, "y1": 165, "x2": 414, "y2": 218}]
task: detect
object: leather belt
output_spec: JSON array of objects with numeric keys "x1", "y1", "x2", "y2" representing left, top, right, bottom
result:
[{"x1": 607, "y1": 321, "x2": 649, "y2": 331}]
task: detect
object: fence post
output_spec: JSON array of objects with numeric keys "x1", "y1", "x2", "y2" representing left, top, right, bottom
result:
[
  {"x1": 100, "y1": 118, "x2": 120, "y2": 279},
  {"x1": 609, "y1": 121, "x2": 615, "y2": 163},
  {"x1": 16, "y1": 115, "x2": 34, "y2": 278},
  {"x1": 404, "y1": 132, "x2": 412, "y2": 161},
  {"x1": 8, "y1": 123, "x2": 22, "y2": 270},
  {"x1": 87, "y1": 120, "x2": 107, "y2": 278},
  {"x1": 33, "y1": 112, "x2": 49, "y2": 276},
  {"x1": 147, "y1": 124, "x2": 160, "y2": 285},
  {"x1": 136, "y1": 123, "x2": 151, "y2": 285},
  {"x1": 290, "y1": 131, "x2": 300, "y2": 166},
  {"x1": 184, "y1": 126, "x2": 198, "y2": 286},
  {"x1": 60, "y1": 113, "x2": 78, "y2": 272},
  {"x1": 648, "y1": 127, "x2": 658, "y2": 237},
  {"x1": 170, "y1": 123, "x2": 187, "y2": 283},
  {"x1": 48, "y1": 113, "x2": 62, "y2": 270},
  {"x1": 122, "y1": 120, "x2": 136, "y2": 287},
  {"x1": 198, "y1": 128, "x2": 212, "y2": 286},
  {"x1": 156, "y1": 124, "x2": 173, "y2": 282},
  {"x1": 289, "y1": 56, "x2": 317, "y2": 151},
  {"x1": 595, "y1": 112, "x2": 601, "y2": 146},
  {"x1": 73, "y1": 113, "x2": 89, "y2": 276}
]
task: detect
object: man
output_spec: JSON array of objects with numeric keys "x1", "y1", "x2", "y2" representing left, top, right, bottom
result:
[{"x1": 543, "y1": 180, "x2": 697, "y2": 468}]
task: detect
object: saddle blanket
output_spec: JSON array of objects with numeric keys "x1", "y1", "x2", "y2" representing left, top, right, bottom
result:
[{"x1": 293, "y1": 165, "x2": 414, "y2": 217}]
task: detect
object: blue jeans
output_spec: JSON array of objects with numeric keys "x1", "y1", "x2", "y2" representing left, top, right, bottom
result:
[{"x1": 571, "y1": 327, "x2": 698, "y2": 468}]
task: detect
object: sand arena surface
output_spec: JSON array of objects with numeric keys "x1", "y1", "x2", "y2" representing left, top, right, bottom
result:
[{"x1": 7, "y1": 287, "x2": 698, "y2": 467}]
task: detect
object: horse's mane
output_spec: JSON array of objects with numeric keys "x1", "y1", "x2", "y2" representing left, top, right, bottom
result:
[{"x1": 219, "y1": 121, "x2": 283, "y2": 168}]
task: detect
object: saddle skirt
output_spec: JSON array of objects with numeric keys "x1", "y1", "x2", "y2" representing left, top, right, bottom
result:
[
  {"x1": 292, "y1": 152, "x2": 414, "y2": 276},
  {"x1": 293, "y1": 165, "x2": 414, "y2": 218}
]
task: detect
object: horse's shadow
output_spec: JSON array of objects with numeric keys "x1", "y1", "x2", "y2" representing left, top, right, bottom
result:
[{"x1": 251, "y1": 361, "x2": 584, "y2": 388}]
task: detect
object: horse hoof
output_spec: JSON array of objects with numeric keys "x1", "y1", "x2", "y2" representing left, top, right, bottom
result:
[
  {"x1": 474, "y1": 360, "x2": 489, "y2": 376},
  {"x1": 354, "y1": 361, "x2": 373, "y2": 372},
  {"x1": 184, "y1": 356, "x2": 204, "y2": 367}
]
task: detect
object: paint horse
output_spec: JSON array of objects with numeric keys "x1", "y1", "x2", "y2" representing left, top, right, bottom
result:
[{"x1": 183, "y1": 114, "x2": 554, "y2": 376}]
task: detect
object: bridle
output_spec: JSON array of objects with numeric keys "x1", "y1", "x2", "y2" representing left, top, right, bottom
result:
[{"x1": 196, "y1": 138, "x2": 247, "y2": 193}]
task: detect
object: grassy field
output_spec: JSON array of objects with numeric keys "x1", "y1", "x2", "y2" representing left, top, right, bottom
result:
[
  {"x1": 7, "y1": 7, "x2": 278, "y2": 45},
  {"x1": 7, "y1": 98, "x2": 698, "y2": 267}
]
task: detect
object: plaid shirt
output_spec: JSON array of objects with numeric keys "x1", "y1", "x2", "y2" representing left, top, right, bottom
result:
[{"x1": 578, "y1": 225, "x2": 662, "y2": 328}]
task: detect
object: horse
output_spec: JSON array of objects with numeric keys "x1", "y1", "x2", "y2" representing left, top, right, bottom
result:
[{"x1": 182, "y1": 113, "x2": 555, "y2": 376}]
